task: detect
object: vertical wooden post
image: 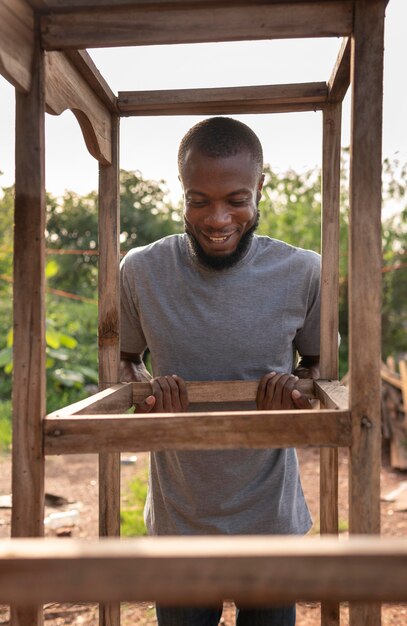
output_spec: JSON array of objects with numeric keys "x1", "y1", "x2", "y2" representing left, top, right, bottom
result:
[
  {"x1": 348, "y1": 2, "x2": 385, "y2": 625},
  {"x1": 10, "y1": 23, "x2": 45, "y2": 626},
  {"x1": 320, "y1": 102, "x2": 342, "y2": 626},
  {"x1": 98, "y1": 115, "x2": 121, "y2": 626}
]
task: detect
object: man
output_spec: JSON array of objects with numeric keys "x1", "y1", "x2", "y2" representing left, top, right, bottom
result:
[{"x1": 120, "y1": 117, "x2": 320, "y2": 626}]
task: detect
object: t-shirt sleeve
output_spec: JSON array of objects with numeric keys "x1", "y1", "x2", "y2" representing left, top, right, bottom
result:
[
  {"x1": 293, "y1": 253, "x2": 321, "y2": 356},
  {"x1": 120, "y1": 253, "x2": 148, "y2": 355}
]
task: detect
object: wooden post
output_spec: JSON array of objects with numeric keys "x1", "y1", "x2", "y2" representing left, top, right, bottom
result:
[
  {"x1": 320, "y1": 102, "x2": 342, "y2": 626},
  {"x1": 98, "y1": 114, "x2": 121, "y2": 626},
  {"x1": 10, "y1": 22, "x2": 45, "y2": 626},
  {"x1": 348, "y1": 2, "x2": 385, "y2": 625}
]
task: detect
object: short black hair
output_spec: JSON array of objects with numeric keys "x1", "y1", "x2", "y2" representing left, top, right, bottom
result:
[{"x1": 178, "y1": 117, "x2": 263, "y2": 178}]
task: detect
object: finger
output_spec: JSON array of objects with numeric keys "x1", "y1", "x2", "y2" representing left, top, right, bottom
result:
[
  {"x1": 156, "y1": 377, "x2": 173, "y2": 411},
  {"x1": 151, "y1": 379, "x2": 164, "y2": 412},
  {"x1": 167, "y1": 375, "x2": 182, "y2": 412},
  {"x1": 267, "y1": 373, "x2": 291, "y2": 409},
  {"x1": 282, "y1": 375, "x2": 298, "y2": 409},
  {"x1": 256, "y1": 372, "x2": 276, "y2": 408},
  {"x1": 172, "y1": 375, "x2": 189, "y2": 411},
  {"x1": 135, "y1": 395, "x2": 156, "y2": 413},
  {"x1": 291, "y1": 388, "x2": 313, "y2": 410}
]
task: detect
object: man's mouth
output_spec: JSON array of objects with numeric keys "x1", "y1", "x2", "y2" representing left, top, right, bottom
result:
[{"x1": 204, "y1": 232, "x2": 236, "y2": 244}]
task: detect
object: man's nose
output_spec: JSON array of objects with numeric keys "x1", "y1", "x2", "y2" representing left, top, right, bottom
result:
[{"x1": 203, "y1": 204, "x2": 232, "y2": 229}]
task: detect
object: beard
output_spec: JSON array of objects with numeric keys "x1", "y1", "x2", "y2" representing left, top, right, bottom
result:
[{"x1": 185, "y1": 210, "x2": 260, "y2": 271}]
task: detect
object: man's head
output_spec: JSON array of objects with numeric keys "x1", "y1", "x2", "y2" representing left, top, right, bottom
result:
[{"x1": 178, "y1": 117, "x2": 264, "y2": 270}]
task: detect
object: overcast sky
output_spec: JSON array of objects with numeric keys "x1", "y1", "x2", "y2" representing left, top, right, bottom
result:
[{"x1": 0, "y1": 0, "x2": 406, "y2": 204}]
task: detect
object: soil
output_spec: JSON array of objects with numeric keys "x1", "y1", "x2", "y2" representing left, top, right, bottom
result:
[{"x1": 0, "y1": 446, "x2": 406, "y2": 626}]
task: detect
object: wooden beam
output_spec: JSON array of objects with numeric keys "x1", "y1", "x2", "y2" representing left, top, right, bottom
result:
[
  {"x1": 11, "y1": 22, "x2": 45, "y2": 626},
  {"x1": 315, "y1": 381, "x2": 348, "y2": 411},
  {"x1": 40, "y1": 1, "x2": 353, "y2": 50},
  {"x1": 319, "y1": 101, "x2": 342, "y2": 626},
  {"x1": 1, "y1": 536, "x2": 407, "y2": 605},
  {"x1": 44, "y1": 409, "x2": 352, "y2": 455},
  {"x1": 98, "y1": 115, "x2": 121, "y2": 626},
  {"x1": 348, "y1": 1, "x2": 385, "y2": 624},
  {"x1": 45, "y1": 50, "x2": 112, "y2": 164},
  {"x1": 65, "y1": 50, "x2": 118, "y2": 114},
  {"x1": 0, "y1": 0, "x2": 34, "y2": 91},
  {"x1": 328, "y1": 37, "x2": 351, "y2": 103},
  {"x1": 46, "y1": 383, "x2": 133, "y2": 417},
  {"x1": 118, "y1": 83, "x2": 327, "y2": 116},
  {"x1": 133, "y1": 378, "x2": 316, "y2": 405}
]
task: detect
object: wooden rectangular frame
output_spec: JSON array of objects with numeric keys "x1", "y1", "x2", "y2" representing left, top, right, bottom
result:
[{"x1": 1, "y1": 1, "x2": 390, "y2": 626}]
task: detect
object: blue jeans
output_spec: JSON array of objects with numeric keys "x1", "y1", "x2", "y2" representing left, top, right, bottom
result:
[{"x1": 156, "y1": 604, "x2": 296, "y2": 625}]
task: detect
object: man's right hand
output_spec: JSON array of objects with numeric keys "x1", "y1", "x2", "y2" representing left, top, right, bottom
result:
[{"x1": 136, "y1": 375, "x2": 189, "y2": 413}]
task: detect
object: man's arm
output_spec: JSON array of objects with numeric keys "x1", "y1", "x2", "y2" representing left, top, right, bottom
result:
[
  {"x1": 294, "y1": 354, "x2": 320, "y2": 380},
  {"x1": 120, "y1": 352, "x2": 152, "y2": 383}
]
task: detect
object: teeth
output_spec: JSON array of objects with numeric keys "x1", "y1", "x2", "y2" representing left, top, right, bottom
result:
[{"x1": 209, "y1": 236, "x2": 228, "y2": 242}]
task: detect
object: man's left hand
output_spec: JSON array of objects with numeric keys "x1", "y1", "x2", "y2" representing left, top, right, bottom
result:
[{"x1": 256, "y1": 372, "x2": 313, "y2": 410}]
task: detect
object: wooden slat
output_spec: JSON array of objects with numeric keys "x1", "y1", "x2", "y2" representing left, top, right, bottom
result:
[
  {"x1": 46, "y1": 383, "x2": 133, "y2": 417},
  {"x1": 328, "y1": 37, "x2": 351, "y2": 103},
  {"x1": 40, "y1": 1, "x2": 353, "y2": 50},
  {"x1": 98, "y1": 114, "x2": 121, "y2": 626},
  {"x1": 26, "y1": 0, "x2": 355, "y2": 9},
  {"x1": 45, "y1": 50, "x2": 112, "y2": 164},
  {"x1": 319, "y1": 100, "x2": 342, "y2": 626},
  {"x1": 0, "y1": 0, "x2": 34, "y2": 91},
  {"x1": 133, "y1": 379, "x2": 315, "y2": 405},
  {"x1": 65, "y1": 49, "x2": 118, "y2": 114},
  {"x1": 44, "y1": 409, "x2": 352, "y2": 455},
  {"x1": 315, "y1": 381, "x2": 348, "y2": 411},
  {"x1": 348, "y1": 1, "x2": 385, "y2": 625},
  {"x1": 118, "y1": 83, "x2": 327, "y2": 116},
  {"x1": 1, "y1": 536, "x2": 407, "y2": 605},
  {"x1": 11, "y1": 23, "x2": 45, "y2": 626}
]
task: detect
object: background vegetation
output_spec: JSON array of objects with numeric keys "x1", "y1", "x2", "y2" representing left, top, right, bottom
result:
[{"x1": 1, "y1": 156, "x2": 406, "y2": 457}]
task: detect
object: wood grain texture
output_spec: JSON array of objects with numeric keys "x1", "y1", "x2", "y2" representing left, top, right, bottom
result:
[
  {"x1": 40, "y1": 1, "x2": 353, "y2": 50},
  {"x1": 348, "y1": 1, "x2": 385, "y2": 624},
  {"x1": 133, "y1": 379, "x2": 315, "y2": 404},
  {"x1": 44, "y1": 409, "x2": 352, "y2": 455},
  {"x1": 315, "y1": 381, "x2": 348, "y2": 411},
  {"x1": 1, "y1": 536, "x2": 407, "y2": 605},
  {"x1": 45, "y1": 51, "x2": 112, "y2": 164},
  {"x1": 11, "y1": 23, "x2": 45, "y2": 626},
  {"x1": 98, "y1": 115, "x2": 121, "y2": 626},
  {"x1": 0, "y1": 0, "x2": 34, "y2": 91},
  {"x1": 65, "y1": 50, "x2": 118, "y2": 113},
  {"x1": 328, "y1": 37, "x2": 351, "y2": 103},
  {"x1": 118, "y1": 83, "x2": 327, "y2": 116},
  {"x1": 46, "y1": 383, "x2": 133, "y2": 417}
]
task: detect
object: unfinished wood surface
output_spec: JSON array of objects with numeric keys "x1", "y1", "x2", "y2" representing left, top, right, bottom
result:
[
  {"x1": 381, "y1": 364, "x2": 402, "y2": 390},
  {"x1": 46, "y1": 383, "x2": 133, "y2": 417},
  {"x1": 0, "y1": 0, "x2": 34, "y2": 91},
  {"x1": 315, "y1": 381, "x2": 348, "y2": 411},
  {"x1": 399, "y1": 360, "x2": 407, "y2": 426},
  {"x1": 1, "y1": 536, "x2": 407, "y2": 605},
  {"x1": 98, "y1": 115, "x2": 121, "y2": 626},
  {"x1": 65, "y1": 50, "x2": 118, "y2": 114},
  {"x1": 349, "y1": 1, "x2": 385, "y2": 625},
  {"x1": 45, "y1": 50, "x2": 112, "y2": 164},
  {"x1": 11, "y1": 25, "x2": 45, "y2": 626},
  {"x1": 118, "y1": 83, "x2": 327, "y2": 116},
  {"x1": 40, "y1": 1, "x2": 353, "y2": 50},
  {"x1": 133, "y1": 379, "x2": 315, "y2": 405},
  {"x1": 320, "y1": 102, "x2": 342, "y2": 626},
  {"x1": 44, "y1": 409, "x2": 351, "y2": 455},
  {"x1": 328, "y1": 37, "x2": 351, "y2": 103}
]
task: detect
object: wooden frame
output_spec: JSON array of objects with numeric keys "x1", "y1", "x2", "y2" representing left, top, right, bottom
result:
[{"x1": 0, "y1": 2, "x2": 390, "y2": 626}]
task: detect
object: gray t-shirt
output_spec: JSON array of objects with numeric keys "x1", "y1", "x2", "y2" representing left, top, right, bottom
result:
[{"x1": 120, "y1": 234, "x2": 320, "y2": 536}]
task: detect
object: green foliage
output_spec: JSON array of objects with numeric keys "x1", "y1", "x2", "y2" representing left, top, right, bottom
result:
[
  {"x1": 0, "y1": 401, "x2": 12, "y2": 451},
  {"x1": 121, "y1": 470, "x2": 148, "y2": 537}
]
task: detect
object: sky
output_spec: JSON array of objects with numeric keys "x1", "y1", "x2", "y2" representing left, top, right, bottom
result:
[{"x1": 1, "y1": 0, "x2": 406, "y2": 205}]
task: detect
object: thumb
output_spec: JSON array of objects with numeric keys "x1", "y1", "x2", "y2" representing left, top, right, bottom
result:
[
  {"x1": 291, "y1": 389, "x2": 312, "y2": 410},
  {"x1": 135, "y1": 395, "x2": 156, "y2": 413}
]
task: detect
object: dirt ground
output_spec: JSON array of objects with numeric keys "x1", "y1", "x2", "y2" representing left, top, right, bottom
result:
[{"x1": 1, "y1": 446, "x2": 406, "y2": 625}]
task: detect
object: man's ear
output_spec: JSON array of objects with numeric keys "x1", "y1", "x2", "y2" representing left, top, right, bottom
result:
[{"x1": 258, "y1": 173, "x2": 265, "y2": 192}]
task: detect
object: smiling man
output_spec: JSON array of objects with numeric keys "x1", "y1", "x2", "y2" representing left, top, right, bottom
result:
[{"x1": 120, "y1": 117, "x2": 320, "y2": 626}]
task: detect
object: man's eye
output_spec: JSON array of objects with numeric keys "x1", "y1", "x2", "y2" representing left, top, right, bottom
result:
[
  {"x1": 230, "y1": 199, "x2": 248, "y2": 207},
  {"x1": 188, "y1": 200, "x2": 207, "y2": 207}
]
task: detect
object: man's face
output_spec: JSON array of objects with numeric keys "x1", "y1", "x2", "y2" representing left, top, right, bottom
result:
[{"x1": 181, "y1": 147, "x2": 264, "y2": 268}]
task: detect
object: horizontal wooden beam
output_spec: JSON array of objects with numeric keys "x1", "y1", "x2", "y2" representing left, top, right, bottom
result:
[
  {"x1": 0, "y1": 0, "x2": 34, "y2": 91},
  {"x1": 314, "y1": 380, "x2": 348, "y2": 410},
  {"x1": 118, "y1": 83, "x2": 327, "y2": 116},
  {"x1": 47, "y1": 382, "x2": 133, "y2": 417},
  {"x1": 328, "y1": 36, "x2": 351, "y2": 102},
  {"x1": 64, "y1": 49, "x2": 118, "y2": 114},
  {"x1": 44, "y1": 409, "x2": 351, "y2": 454},
  {"x1": 1, "y1": 536, "x2": 407, "y2": 605},
  {"x1": 40, "y1": 1, "x2": 353, "y2": 50},
  {"x1": 133, "y1": 378, "x2": 316, "y2": 405}
]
